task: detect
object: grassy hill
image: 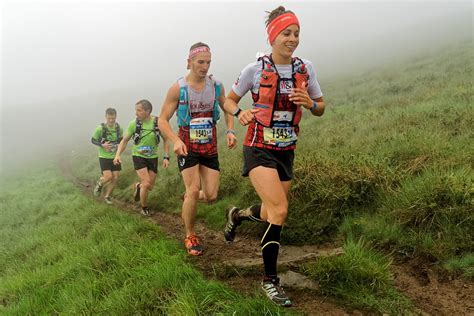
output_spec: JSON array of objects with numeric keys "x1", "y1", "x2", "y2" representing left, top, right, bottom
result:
[
  {"x1": 73, "y1": 41, "x2": 472, "y2": 272},
  {"x1": 3, "y1": 41, "x2": 471, "y2": 314}
]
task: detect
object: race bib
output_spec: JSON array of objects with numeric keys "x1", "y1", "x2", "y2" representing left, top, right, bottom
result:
[
  {"x1": 137, "y1": 146, "x2": 155, "y2": 157},
  {"x1": 263, "y1": 111, "x2": 297, "y2": 147},
  {"x1": 190, "y1": 117, "x2": 213, "y2": 144}
]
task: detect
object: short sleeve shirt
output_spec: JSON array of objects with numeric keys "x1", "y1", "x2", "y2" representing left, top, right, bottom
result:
[
  {"x1": 92, "y1": 123, "x2": 123, "y2": 159},
  {"x1": 126, "y1": 117, "x2": 159, "y2": 158}
]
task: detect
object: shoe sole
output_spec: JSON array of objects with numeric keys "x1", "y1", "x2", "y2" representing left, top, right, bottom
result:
[{"x1": 187, "y1": 249, "x2": 204, "y2": 256}]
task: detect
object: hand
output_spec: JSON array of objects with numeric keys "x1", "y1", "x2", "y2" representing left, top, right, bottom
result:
[
  {"x1": 238, "y1": 108, "x2": 259, "y2": 126},
  {"x1": 102, "y1": 141, "x2": 113, "y2": 152},
  {"x1": 162, "y1": 158, "x2": 170, "y2": 169},
  {"x1": 113, "y1": 156, "x2": 121, "y2": 165},
  {"x1": 173, "y1": 139, "x2": 188, "y2": 156},
  {"x1": 289, "y1": 83, "x2": 312, "y2": 109},
  {"x1": 226, "y1": 132, "x2": 237, "y2": 149}
]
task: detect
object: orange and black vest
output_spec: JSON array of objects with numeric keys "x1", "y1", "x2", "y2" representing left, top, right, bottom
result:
[{"x1": 253, "y1": 55, "x2": 309, "y2": 128}]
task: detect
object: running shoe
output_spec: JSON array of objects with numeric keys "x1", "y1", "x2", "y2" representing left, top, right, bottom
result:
[
  {"x1": 93, "y1": 180, "x2": 102, "y2": 196},
  {"x1": 261, "y1": 277, "x2": 292, "y2": 307},
  {"x1": 104, "y1": 196, "x2": 113, "y2": 204},
  {"x1": 141, "y1": 207, "x2": 151, "y2": 216},
  {"x1": 133, "y1": 183, "x2": 141, "y2": 201},
  {"x1": 184, "y1": 235, "x2": 204, "y2": 256},
  {"x1": 224, "y1": 206, "x2": 241, "y2": 243}
]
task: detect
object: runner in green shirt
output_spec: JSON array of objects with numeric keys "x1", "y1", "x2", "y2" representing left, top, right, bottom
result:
[
  {"x1": 91, "y1": 108, "x2": 123, "y2": 204},
  {"x1": 114, "y1": 99, "x2": 170, "y2": 215}
]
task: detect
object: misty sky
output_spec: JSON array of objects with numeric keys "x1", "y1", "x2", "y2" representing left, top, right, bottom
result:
[
  {"x1": 2, "y1": 0, "x2": 470, "y2": 107},
  {"x1": 0, "y1": 0, "x2": 471, "y2": 171}
]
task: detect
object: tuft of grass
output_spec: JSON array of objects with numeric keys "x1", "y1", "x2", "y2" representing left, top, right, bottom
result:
[
  {"x1": 302, "y1": 238, "x2": 412, "y2": 313},
  {"x1": 443, "y1": 254, "x2": 474, "y2": 280},
  {"x1": 342, "y1": 166, "x2": 473, "y2": 262}
]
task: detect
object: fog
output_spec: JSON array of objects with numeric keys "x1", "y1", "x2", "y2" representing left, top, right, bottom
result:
[{"x1": 0, "y1": 0, "x2": 471, "y2": 173}]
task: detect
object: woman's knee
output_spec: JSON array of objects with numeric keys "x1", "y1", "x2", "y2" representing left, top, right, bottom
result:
[{"x1": 264, "y1": 200, "x2": 288, "y2": 223}]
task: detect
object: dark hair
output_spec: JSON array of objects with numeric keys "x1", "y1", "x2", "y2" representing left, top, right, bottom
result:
[
  {"x1": 189, "y1": 42, "x2": 210, "y2": 51},
  {"x1": 265, "y1": 6, "x2": 294, "y2": 27},
  {"x1": 136, "y1": 99, "x2": 152, "y2": 114},
  {"x1": 105, "y1": 107, "x2": 117, "y2": 116}
]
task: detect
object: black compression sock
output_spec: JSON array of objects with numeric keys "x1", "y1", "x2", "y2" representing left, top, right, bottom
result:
[{"x1": 260, "y1": 222, "x2": 282, "y2": 277}]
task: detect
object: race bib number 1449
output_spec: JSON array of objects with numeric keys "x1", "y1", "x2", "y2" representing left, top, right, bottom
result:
[{"x1": 190, "y1": 117, "x2": 213, "y2": 144}]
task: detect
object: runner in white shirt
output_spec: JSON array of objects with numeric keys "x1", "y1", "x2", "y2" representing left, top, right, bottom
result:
[{"x1": 223, "y1": 5, "x2": 326, "y2": 307}]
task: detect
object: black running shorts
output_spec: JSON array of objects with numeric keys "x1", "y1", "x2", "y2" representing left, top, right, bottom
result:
[
  {"x1": 177, "y1": 151, "x2": 220, "y2": 172},
  {"x1": 132, "y1": 156, "x2": 158, "y2": 173},
  {"x1": 242, "y1": 146, "x2": 294, "y2": 181},
  {"x1": 99, "y1": 157, "x2": 122, "y2": 173}
]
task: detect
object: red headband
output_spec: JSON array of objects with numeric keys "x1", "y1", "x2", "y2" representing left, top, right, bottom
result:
[
  {"x1": 188, "y1": 46, "x2": 210, "y2": 59},
  {"x1": 266, "y1": 12, "x2": 300, "y2": 45}
]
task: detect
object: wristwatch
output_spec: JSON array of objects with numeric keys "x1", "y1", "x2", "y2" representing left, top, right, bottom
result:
[{"x1": 233, "y1": 107, "x2": 242, "y2": 117}]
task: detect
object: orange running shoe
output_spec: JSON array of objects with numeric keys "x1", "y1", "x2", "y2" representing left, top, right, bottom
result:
[{"x1": 184, "y1": 235, "x2": 204, "y2": 256}]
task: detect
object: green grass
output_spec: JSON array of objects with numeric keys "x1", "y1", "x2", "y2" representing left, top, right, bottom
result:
[
  {"x1": 443, "y1": 253, "x2": 474, "y2": 280},
  {"x1": 0, "y1": 166, "x2": 290, "y2": 315},
  {"x1": 301, "y1": 239, "x2": 412, "y2": 313}
]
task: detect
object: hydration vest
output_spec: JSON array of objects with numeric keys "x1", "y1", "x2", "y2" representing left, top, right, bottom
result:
[
  {"x1": 253, "y1": 55, "x2": 309, "y2": 128},
  {"x1": 132, "y1": 116, "x2": 161, "y2": 145},
  {"x1": 176, "y1": 76, "x2": 221, "y2": 127},
  {"x1": 100, "y1": 123, "x2": 122, "y2": 144}
]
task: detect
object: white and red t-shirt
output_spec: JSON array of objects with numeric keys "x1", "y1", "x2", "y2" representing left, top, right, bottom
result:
[{"x1": 232, "y1": 58, "x2": 323, "y2": 150}]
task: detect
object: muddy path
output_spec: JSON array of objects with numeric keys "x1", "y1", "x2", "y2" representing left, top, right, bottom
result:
[{"x1": 60, "y1": 156, "x2": 473, "y2": 315}]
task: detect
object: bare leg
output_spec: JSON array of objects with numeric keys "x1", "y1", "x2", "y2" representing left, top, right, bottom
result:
[{"x1": 181, "y1": 165, "x2": 201, "y2": 237}]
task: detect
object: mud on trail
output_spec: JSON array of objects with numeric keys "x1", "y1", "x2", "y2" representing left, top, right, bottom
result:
[{"x1": 60, "y1": 157, "x2": 473, "y2": 315}]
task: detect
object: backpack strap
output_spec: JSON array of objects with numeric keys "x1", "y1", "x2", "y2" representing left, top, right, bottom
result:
[
  {"x1": 209, "y1": 76, "x2": 221, "y2": 123},
  {"x1": 100, "y1": 123, "x2": 107, "y2": 142},
  {"x1": 292, "y1": 56, "x2": 306, "y2": 71},
  {"x1": 115, "y1": 122, "x2": 122, "y2": 142},
  {"x1": 154, "y1": 116, "x2": 161, "y2": 145},
  {"x1": 177, "y1": 77, "x2": 191, "y2": 127},
  {"x1": 133, "y1": 118, "x2": 142, "y2": 145}
]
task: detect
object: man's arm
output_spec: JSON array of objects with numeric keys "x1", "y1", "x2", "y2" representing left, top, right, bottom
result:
[
  {"x1": 113, "y1": 133, "x2": 131, "y2": 165},
  {"x1": 162, "y1": 137, "x2": 170, "y2": 169},
  {"x1": 218, "y1": 84, "x2": 237, "y2": 149},
  {"x1": 158, "y1": 83, "x2": 188, "y2": 156}
]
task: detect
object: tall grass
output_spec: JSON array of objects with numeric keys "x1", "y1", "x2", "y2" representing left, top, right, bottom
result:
[{"x1": 302, "y1": 239, "x2": 412, "y2": 313}]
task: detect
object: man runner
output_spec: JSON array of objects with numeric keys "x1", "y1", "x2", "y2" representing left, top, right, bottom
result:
[
  {"x1": 114, "y1": 99, "x2": 170, "y2": 215},
  {"x1": 91, "y1": 107, "x2": 123, "y2": 204},
  {"x1": 159, "y1": 42, "x2": 237, "y2": 256}
]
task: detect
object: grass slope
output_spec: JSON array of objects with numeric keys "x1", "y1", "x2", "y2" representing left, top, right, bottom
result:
[{"x1": 0, "y1": 166, "x2": 288, "y2": 315}]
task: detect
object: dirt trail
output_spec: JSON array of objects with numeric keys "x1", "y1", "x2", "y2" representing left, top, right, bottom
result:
[{"x1": 60, "y1": 157, "x2": 473, "y2": 315}]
